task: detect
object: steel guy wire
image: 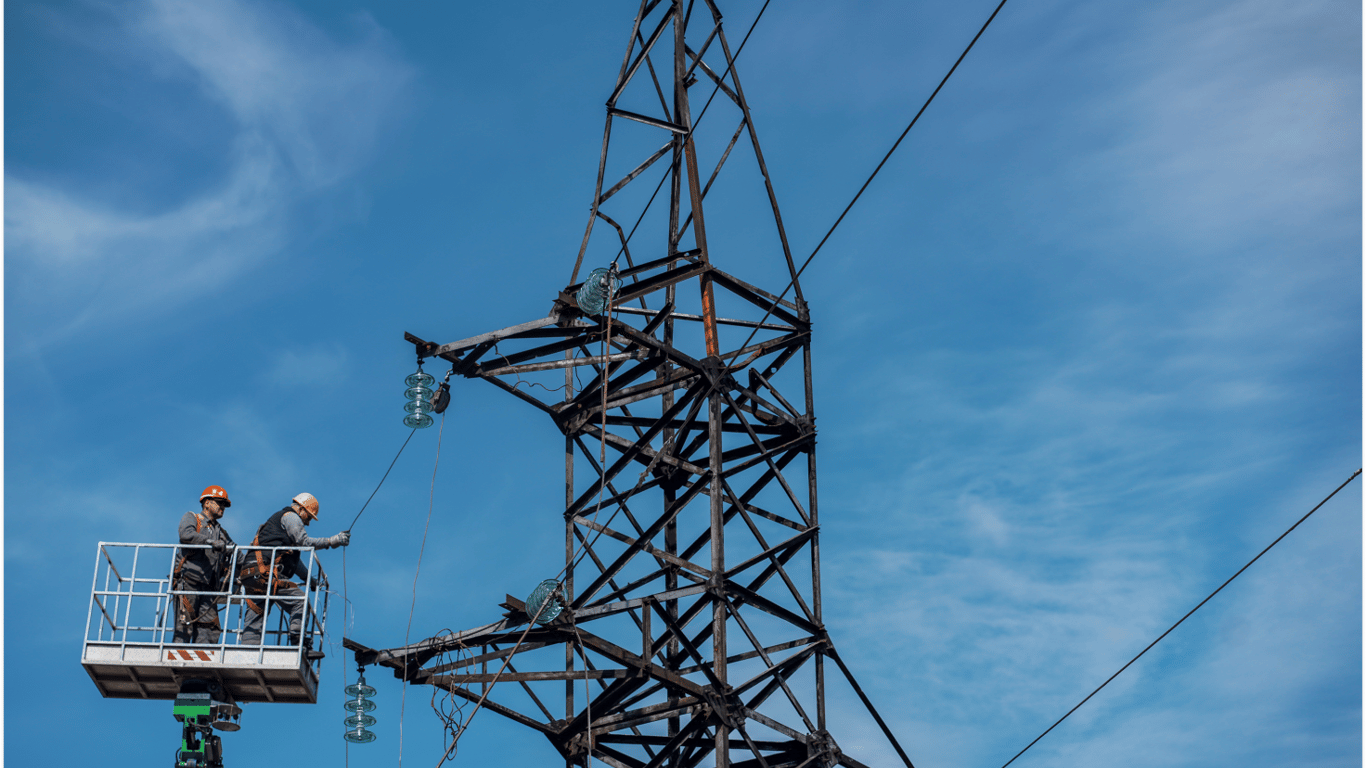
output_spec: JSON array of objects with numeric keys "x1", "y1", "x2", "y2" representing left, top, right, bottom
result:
[
  {"x1": 997, "y1": 467, "x2": 1363, "y2": 768},
  {"x1": 732, "y1": 0, "x2": 1013, "y2": 358}
]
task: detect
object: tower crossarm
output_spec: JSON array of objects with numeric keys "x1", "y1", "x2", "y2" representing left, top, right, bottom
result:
[{"x1": 361, "y1": 2, "x2": 920, "y2": 766}]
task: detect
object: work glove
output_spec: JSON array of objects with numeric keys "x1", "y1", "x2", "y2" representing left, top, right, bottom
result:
[
  {"x1": 212, "y1": 539, "x2": 227, "y2": 552},
  {"x1": 329, "y1": 531, "x2": 351, "y2": 548}
]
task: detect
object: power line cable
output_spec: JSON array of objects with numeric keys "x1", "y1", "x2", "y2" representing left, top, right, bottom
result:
[
  {"x1": 733, "y1": 0, "x2": 1012, "y2": 357},
  {"x1": 409, "y1": 0, "x2": 995, "y2": 751},
  {"x1": 404, "y1": 0, "x2": 1007, "y2": 754},
  {"x1": 997, "y1": 467, "x2": 1363, "y2": 768},
  {"x1": 691, "y1": 0, "x2": 772, "y2": 129}
]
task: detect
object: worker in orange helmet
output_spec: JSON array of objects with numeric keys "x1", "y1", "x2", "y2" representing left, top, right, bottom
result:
[
  {"x1": 238, "y1": 492, "x2": 349, "y2": 658},
  {"x1": 173, "y1": 485, "x2": 236, "y2": 644}
]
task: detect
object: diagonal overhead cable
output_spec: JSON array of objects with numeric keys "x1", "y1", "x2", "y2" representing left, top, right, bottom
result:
[
  {"x1": 998, "y1": 467, "x2": 1363, "y2": 768},
  {"x1": 348, "y1": 426, "x2": 419, "y2": 532},
  {"x1": 733, "y1": 0, "x2": 1012, "y2": 356}
]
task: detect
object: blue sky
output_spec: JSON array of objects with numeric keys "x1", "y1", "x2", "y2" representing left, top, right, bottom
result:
[{"x1": 6, "y1": 1, "x2": 1361, "y2": 766}]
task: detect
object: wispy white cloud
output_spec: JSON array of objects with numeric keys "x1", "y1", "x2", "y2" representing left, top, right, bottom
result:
[
  {"x1": 259, "y1": 343, "x2": 352, "y2": 388},
  {"x1": 6, "y1": 0, "x2": 412, "y2": 344},
  {"x1": 814, "y1": 0, "x2": 1360, "y2": 753},
  {"x1": 132, "y1": 0, "x2": 408, "y2": 190},
  {"x1": 1046, "y1": 0, "x2": 1359, "y2": 258}
]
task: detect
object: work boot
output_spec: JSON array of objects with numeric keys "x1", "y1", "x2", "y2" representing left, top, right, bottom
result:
[{"x1": 298, "y1": 634, "x2": 325, "y2": 661}]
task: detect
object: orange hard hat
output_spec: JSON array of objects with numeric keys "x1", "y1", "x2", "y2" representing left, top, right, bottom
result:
[
  {"x1": 292, "y1": 492, "x2": 320, "y2": 520},
  {"x1": 200, "y1": 485, "x2": 231, "y2": 507}
]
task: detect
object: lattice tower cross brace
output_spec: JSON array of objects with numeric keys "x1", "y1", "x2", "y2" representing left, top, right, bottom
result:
[{"x1": 349, "y1": 3, "x2": 915, "y2": 767}]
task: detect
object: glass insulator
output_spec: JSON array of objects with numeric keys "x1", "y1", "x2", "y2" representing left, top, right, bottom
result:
[
  {"x1": 576, "y1": 267, "x2": 619, "y2": 315},
  {"x1": 404, "y1": 412, "x2": 434, "y2": 429},
  {"x1": 406, "y1": 372, "x2": 436, "y2": 388}
]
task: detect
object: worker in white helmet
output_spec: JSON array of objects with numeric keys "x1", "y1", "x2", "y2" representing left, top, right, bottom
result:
[
  {"x1": 237, "y1": 492, "x2": 349, "y2": 657},
  {"x1": 173, "y1": 485, "x2": 236, "y2": 644}
]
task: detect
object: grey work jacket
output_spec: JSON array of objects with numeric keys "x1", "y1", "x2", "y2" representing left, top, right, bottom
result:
[{"x1": 178, "y1": 511, "x2": 233, "y2": 584}]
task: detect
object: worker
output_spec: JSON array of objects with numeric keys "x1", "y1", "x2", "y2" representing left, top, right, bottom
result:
[
  {"x1": 238, "y1": 492, "x2": 349, "y2": 657},
  {"x1": 173, "y1": 485, "x2": 236, "y2": 644}
]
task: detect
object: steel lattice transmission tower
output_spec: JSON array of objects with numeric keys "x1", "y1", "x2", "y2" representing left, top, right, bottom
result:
[{"x1": 349, "y1": 3, "x2": 913, "y2": 767}]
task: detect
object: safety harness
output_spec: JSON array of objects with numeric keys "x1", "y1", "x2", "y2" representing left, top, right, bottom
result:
[
  {"x1": 173, "y1": 513, "x2": 223, "y2": 634},
  {"x1": 237, "y1": 513, "x2": 300, "y2": 616}
]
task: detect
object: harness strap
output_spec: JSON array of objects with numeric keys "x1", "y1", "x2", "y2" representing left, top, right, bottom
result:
[
  {"x1": 239, "y1": 530, "x2": 296, "y2": 597},
  {"x1": 174, "y1": 513, "x2": 207, "y2": 578},
  {"x1": 252, "y1": 531, "x2": 266, "y2": 574},
  {"x1": 242, "y1": 582, "x2": 299, "y2": 617}
]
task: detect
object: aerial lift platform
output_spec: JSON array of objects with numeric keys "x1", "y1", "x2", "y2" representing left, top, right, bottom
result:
[
  {"x1": 83, "y1": 541, "x2": 335, "y2": 766},
  {"x1": 83, "y1": 541, "x2": 331, "y2": 704}
]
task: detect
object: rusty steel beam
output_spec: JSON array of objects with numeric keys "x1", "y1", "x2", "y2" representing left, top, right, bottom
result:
[{"x1": 358, "y1": 4, "x2": 916, "y2": 768}]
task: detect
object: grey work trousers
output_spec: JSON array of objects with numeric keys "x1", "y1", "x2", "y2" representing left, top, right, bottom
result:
[
  {"x1": 172, "y1": 572, "x2": 223, "y2": 644},
  {"x1": 239, "y1": 583, "x2": 306, "y2": 646}
]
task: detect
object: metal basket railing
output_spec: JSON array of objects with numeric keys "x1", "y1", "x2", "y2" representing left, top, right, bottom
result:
[{"x1": 84, "y1": 541, "x2": 330, "y2": 664}]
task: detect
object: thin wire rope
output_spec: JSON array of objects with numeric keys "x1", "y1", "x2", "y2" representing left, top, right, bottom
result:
[
  {"x1": 343, "y1": 545, "x2": 352, "y2": 768},
  {"x1": 427, "y1": 360, "x2": 690, "y2": 766},
  {"x1": 418, "y1": 361, "x2": 690, "y2": 765},
  {"x1": 418, "y1": 287, "x2": 682, "y2": 764},
  {"x1": 571, "y1": 283, "x2": 621, "y2": 768},
  {"x1": 585, "y1": 282, "x2": 619, "y2": 538},
  {"x1": 569, "y1": 618, "x2": 596, "y2": 767},
  {"x1": 425, "y1": 630, "x2": 470, "y2": 756},
  {"x1": 997, "y1": 467, "x2": 1363, "y2": 768},
  {"x1": 342, "y1": 424, "x2": 420, "y2": 764},
  {"x1": 348, "y1": 427, "x2": 418, "y2": 532},
  {"x1": 433, "y1": 581, "x2": 569, "y2": 767},
  {"x1": 399, "y1": 410, "x2": 448, "y2": 768},
  {"x1": 492, "y1": 342, "x2": 575, "y2": 395},
  {"x1": 733, "y1": 0, "x2": 1012, "y2": 357},
  {"x1": 674, "y1": 0, "x2": 770, "y2": 246},
  {"x1": 548, "y1": 0, "x2": 776, "y2": 583}
]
